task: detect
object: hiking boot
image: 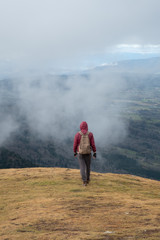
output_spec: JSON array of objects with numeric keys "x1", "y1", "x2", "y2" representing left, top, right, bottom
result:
[
  {"x1": 83, "y1": 181, "x2": 87, "y2": 186},
  {"x1": 86, "y1": 179, "x2": 90, "y2": 184}
]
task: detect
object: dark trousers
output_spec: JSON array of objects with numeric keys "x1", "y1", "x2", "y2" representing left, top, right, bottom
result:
[{"x1": 78, "y1": 153, "x2": 91, "y2": 182}]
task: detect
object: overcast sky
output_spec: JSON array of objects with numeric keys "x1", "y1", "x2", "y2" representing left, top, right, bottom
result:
[{"x1": 0, "y1": 0, "x2": 160, "y2": 70}]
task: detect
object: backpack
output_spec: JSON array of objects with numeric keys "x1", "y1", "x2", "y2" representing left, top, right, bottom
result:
[{"x1": 79, "y1": 131, "x2": 91, "y2": 154}]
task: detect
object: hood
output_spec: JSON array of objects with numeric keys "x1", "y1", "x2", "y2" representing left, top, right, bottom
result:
[{"x1": 80, "y1": 121, "x2": 88, "y2": 134}]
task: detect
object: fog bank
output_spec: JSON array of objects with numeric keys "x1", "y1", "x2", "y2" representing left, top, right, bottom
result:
[{"x1": 0, "y1": 70, "x2": 127, "y2": 147}]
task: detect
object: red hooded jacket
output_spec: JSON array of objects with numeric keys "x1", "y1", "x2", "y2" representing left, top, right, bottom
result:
[{"x1": 73, "y1": 121, "x2": 96, "y2": 153}]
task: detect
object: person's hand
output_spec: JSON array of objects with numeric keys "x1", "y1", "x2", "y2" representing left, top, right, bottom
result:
[
  {"x1": 74, "y1": 152, "x2": 77, "y2": 157},
  {"x1": 93, "y1": 152, "x2": 96, "y2": 158}
]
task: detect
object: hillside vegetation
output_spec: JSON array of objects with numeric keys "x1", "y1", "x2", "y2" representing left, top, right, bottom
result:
[{"x1": 0, "y1": 167, "x2": 160, "y2": 240}]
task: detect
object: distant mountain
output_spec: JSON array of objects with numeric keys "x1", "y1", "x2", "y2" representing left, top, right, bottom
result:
[
  {"x1": 90, "y1": 57, "x2": 160, "y2": 74},
  {"x1": 118, "y1": 57, "x2": 160, "y2": 74}
]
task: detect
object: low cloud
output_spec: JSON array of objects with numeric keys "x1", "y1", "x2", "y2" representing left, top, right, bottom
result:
[
  {"x1": 0, "y1": 115, "x2": 18, "y2": 146},
  {"x1": 115, "y1": 44, "x2": 160, "y2": 54},
  {"x1": 11, "y1": 70, "x2": 127, "y2": 147}
]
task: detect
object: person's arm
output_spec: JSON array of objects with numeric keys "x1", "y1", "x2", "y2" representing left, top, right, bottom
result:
[
  {"x1": 73, "y1": 133, "x2": 79, "y2": 156},
  {"x1": 89, "y1": 133, "x2": 96, "y2": 157}
]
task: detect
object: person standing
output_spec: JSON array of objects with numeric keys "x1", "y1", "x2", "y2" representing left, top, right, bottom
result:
[{"x1": 73, "y1": 121, "x2": 96, "y2": 186}]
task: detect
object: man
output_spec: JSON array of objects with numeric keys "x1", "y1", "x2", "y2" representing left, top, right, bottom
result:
[{"x1": 73, "y1": 121, "x2": 96, "y2": 186}]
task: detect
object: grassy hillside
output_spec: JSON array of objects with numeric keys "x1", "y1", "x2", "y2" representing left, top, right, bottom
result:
[{"x1": 0, "y1": 168, "x2": 160, "y2": 240}]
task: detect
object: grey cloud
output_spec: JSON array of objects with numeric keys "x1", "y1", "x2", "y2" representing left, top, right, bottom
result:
[
  {"x1": 14, "y1": 71, "x2": 127, "y2": 147},
  {"x1": 0, "y1": 0, "x2": 160, "y2": 69},
  {"x1": 0, "y1": 115, "x2": 18, "y2": 146}
]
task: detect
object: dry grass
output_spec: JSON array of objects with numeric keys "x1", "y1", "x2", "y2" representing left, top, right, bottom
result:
[{"x1": 0, "y1": 167, "x2": 160, "y2": 240}]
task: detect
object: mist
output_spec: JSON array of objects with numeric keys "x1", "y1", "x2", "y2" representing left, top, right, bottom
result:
[
  {"x1": 0, "y1": 115, "x2": 18, "y2": 146},
  {"x1": 0, "y1": 70, "x2": 127, "y2": 147}
]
